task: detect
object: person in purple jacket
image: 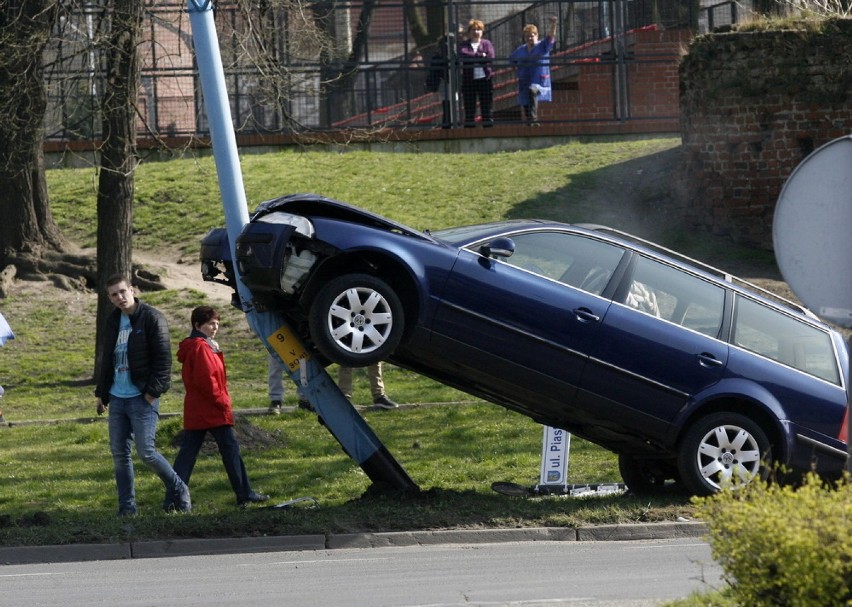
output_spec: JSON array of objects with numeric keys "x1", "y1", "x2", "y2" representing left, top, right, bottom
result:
[
  {"x1": 509, "y1": 16, "x2": 558, "y2": 126},
  {"x1": 458, "y1": 19, "x2": 495, "y2": 128}
]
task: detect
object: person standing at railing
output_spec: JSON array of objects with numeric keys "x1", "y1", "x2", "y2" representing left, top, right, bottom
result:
[
  {"x1": 509, "y1": 16, "x2": 558, "y2": 126},
  {"x1": 426, "y1": 34, "x2": 452, "y2": 128},
  {"x1": 458, "y1": 19, "x2": 495, "y2": 128}
]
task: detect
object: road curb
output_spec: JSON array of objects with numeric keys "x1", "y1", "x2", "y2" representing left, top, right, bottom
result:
[
  {"x1": 576, "y1": 521, "x2": 707, "y2": 541},
  {"x1": 132, "y1": 534, "x2": 327, "y2": 558},
  {"x1": 0, "y1": 522, "x2": 707, "y2": 565}
]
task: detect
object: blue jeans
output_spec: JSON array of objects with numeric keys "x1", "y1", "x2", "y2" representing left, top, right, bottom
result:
[
  {"x1": 108, "y1": 394, "x2": 183, "y2": 514},
  {"x1": 173, "y1": 425, "x2": 254, "y2": 502}
]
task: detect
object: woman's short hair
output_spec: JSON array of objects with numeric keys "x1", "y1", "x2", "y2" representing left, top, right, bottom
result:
[
  {"x1": 523, "y1": 24, "x2": 539, "y2": 36},
  {"x1": 191, "y1": 306, "x2": 220, "y2": 329},
  {"x1": 468, "y1": 19, "x2": 485, "y2": 32}
]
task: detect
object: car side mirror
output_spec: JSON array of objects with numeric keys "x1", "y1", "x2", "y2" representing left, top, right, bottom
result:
[{"x1": 479, "y1": 237, "x2": 515, "y2": 259}]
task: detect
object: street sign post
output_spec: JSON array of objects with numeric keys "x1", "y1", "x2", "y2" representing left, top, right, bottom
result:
[{"x1": 186, "y1": 0, "x2": 417, "y2": 492}]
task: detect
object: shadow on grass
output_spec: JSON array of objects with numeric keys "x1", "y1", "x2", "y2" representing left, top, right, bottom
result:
[{"x1": 505, "y1": 145, "x2": 781, "y2": 281}]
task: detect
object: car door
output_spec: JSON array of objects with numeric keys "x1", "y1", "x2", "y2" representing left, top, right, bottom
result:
[
  {"x1": 430, "y1": 230, "x2": 627, "y2": 409},
  {"x1": 578, "y1": 254, "x2": 730, "y2": 439}
]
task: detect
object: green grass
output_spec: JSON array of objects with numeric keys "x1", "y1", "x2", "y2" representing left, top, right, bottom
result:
[
  {"x1": 0, "y1": 407, "x2": 695, "y2": 547},
  {"x1": 0, "y1": 135, "x2": 741, "y2": 550},
  {"x1": 48, "y1": 137, "x2": 683, "y2": 251}
]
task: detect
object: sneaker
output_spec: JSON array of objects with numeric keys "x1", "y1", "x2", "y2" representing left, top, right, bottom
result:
[
  {"x1": 373, "y1": 395, "x2": 399, "y2": 409},
  {"x1": 268, "y1": 400, "x2": 282, "y2": 415},
  {"x1": 297, "y1": 398, "x2": 314, "y2": 412},
  {"x1": 238, "y1": 491, "x2": 270, "y2": 507},
  {"x1": 165, "y1": 482, "x2": 191, "y2": 513}
]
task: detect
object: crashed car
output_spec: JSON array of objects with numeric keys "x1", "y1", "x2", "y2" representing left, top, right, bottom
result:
[{"x1": 201, "y1": 193, "x2": 849, "y2": 496}]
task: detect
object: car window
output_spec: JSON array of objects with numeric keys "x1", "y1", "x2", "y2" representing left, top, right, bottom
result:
[
  {"x1": 624, "y1": 256, "x2": 725, "y2": 337},
  {"x1": 732, "y1": 296, "x2": 840, "y2": 385},
  {"x1": 497, "y1": 231, "x2": 625, "y2": 295}
]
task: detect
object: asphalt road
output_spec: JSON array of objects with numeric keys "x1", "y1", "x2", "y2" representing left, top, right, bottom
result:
[{"x1": 1, "y1": 537, "x2": 723, "y2": 607}]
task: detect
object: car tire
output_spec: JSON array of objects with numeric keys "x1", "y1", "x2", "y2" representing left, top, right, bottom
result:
[
  {"x1": 618, "y1": 454, "x2": 670, "y2": 495},
  {"x1": 677, "y1": 412, "x2": 771, "y2": 496},
  {"x1": 309, "y1": 273, "x2": 404, "y2": 367}
]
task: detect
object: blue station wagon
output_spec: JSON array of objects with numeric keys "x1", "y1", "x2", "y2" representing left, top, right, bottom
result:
[{"x1": 201, "y1": 194, "x2": 849, "y2": 496}]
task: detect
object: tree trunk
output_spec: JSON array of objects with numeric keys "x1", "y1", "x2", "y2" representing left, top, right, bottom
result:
[
  {"x1": 404, "y1": 0, "x2": 445, "y2": 50},
  {"x1": 314, "y1": 0, "x2": 378, "y2": 126},
  {"x1": 94, "y1": 0, "x2": 143, "y2": 379},
  {"x1": 0, "y1": 2, "x2": 65, "y2": 266}
]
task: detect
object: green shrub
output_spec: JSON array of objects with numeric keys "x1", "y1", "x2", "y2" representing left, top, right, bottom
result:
[{"x1": 694, "y1": 472, "x2": 851, "y2": 607}]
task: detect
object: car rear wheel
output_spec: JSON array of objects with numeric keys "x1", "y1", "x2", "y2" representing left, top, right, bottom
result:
[
  {"x1": 309, "y1": 273, "x2": 404, "y2": 367},
  {"x1": 677, "y1": 412, "x2": 771, "y2": 496},
  {"x1": 618, "y1": 454, "x2": 670, "y2": 495}
]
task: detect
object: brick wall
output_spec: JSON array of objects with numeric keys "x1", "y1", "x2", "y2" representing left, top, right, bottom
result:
[
  {"x1": 542, "y1": 28, "x2": 688, "y2": 122},
  {"x1": 677, "y1": 19, "x2": 852, "y2": 249}
]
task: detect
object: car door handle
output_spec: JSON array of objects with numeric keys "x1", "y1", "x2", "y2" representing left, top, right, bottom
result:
[
  {"x1": 573, "y1": 308, "x2": 601, "y2": 323},
  {"x1": 697, "y1": 352, "x2": 724, "y2": 368}
]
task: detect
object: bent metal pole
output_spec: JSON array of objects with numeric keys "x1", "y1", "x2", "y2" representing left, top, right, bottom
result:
[{"x1": 185, "y1": 0, "x2": 417, "y2": 492}]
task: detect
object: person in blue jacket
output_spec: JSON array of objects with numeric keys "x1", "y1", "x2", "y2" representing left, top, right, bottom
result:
[{"x1": 509, "y1": 16, "x2": 558, "y2": 126}]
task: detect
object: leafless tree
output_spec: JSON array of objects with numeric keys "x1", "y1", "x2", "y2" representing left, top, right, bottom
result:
[
  {"x1": 93, "y1": 0, "x2": 145, "y2": 378},
  {"x1": 0, "y1": 2, "x2": 76, "y2": 293}
]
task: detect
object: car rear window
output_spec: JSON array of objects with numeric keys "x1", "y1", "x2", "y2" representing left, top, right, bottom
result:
[{"x1": 732, "y1": 296, "x2": 841, "y2": 385}]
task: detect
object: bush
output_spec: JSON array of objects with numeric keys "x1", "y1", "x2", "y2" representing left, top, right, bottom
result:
[{"x1": 694, "y1": 472, "x2": 851, "y2": 607}]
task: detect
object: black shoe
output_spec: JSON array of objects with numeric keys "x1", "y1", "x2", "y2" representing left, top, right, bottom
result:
[
  {"x1": 238, "y1": 491, "x2": 270, "y2": 506},
  {"x1": 268, "y1": 400, "x2": 282, "y2": 415},
  {"x1": 373, "y1": 395, "x2": 399, "y2": 409},
  {"x1": 165, "y1": 482, "x2": 191, "y2": 513},
  {"x1": 297, "y1": 398, "x2": 314, "y2": 412},
  {"x1": 162, "y1": 491, "x2": 175, "y2": 512}
]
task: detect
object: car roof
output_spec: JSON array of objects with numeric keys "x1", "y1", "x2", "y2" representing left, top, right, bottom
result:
[
  {"x1": 581, "y1": 224, "x2": 824, "y2": 323},
  {"x1": 438, "y1": 219, "x2": 827, "y2": 326}
]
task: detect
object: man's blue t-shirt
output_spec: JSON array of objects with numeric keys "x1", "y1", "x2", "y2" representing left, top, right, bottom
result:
[{"x1": 110, "y1": 314, "x2": 142, "y2": 398}]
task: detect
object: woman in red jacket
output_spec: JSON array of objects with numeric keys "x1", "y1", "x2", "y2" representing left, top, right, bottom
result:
[{"x1": 171, "y1": 306, "x2": 269, "y2": 507}]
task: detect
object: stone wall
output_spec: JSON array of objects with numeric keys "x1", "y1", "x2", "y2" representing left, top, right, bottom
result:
[{"x1": 677, "y1": 18, "x2": 852, "y2": 249}]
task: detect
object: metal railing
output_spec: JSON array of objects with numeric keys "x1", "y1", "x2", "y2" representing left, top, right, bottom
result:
[{"x1": 42, "y1": 0, "x2": 739, "y2": 143}]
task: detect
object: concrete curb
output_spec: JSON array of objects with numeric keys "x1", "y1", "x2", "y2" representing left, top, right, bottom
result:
[{"x1": 0, "y1": 522, "x2": 708, "y2": 566}]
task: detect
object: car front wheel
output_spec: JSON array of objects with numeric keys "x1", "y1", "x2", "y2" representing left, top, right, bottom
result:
[
  {"x1": 309, "y1": 273, "x2": 404, "y2": 367},
  {"x1": 677, "y1": 412, "x2": 771, "y2": 496}
]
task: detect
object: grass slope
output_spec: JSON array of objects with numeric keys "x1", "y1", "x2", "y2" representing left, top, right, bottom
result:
[{"x1": 1, "y1": 137, "x2": 756, "y2": 547}]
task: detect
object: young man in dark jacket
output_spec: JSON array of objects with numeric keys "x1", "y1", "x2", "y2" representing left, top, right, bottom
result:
[{"x1": 95, "y1": 274, "x2": 191, "y2": 515}]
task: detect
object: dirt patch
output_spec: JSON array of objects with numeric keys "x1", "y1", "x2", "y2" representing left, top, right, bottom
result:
[
  {"x1": 135, "y1": 252, "x2": 233, "y2": 304},
  {"x1": 169, "y1": 418, "x2": 285, "y2": 453}
]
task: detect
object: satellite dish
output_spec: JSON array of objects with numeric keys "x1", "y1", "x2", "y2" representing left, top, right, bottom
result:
[{"x1": 773, "y1": 135, "x2": 852, "y2": 328}]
